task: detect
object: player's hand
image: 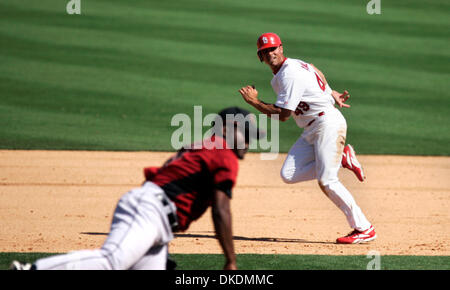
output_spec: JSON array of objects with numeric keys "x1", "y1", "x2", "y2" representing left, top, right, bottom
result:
[
  {"x1": 332, "y1": 90, "x2": 351, "y2": 108},
  {"x1": 239, "y1": 85, "x2": 258, "y2": 106}
]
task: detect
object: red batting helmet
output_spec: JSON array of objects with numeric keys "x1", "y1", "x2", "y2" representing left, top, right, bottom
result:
[{"x1": 257, "y1": 32, "x2": 282, "y2": 61}]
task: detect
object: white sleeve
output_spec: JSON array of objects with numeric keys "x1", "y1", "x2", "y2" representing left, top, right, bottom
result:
[
  {"x1": 325, "y1": 84, "x2": 332, "y2": 95},
  {"x1": 274, "y1": 77, "x2": 306, "y2": 111},
  {"x1": 325, "y1": 84, "x2": 335, "y2": 104}
]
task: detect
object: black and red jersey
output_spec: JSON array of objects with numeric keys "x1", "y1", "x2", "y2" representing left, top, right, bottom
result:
[{"x1": 144, "y1": 136, "x2": 239, "y2": 231}]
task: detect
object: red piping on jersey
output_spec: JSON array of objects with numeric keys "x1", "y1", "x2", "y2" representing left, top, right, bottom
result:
[{"x1": 273, "y1": 57, "x2": 287, "y2": 75}]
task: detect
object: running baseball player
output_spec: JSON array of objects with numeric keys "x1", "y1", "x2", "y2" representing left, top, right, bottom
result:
[
  {"x1": 238, "y1": 33, "x2": 376, "y2": 244},
  {"x1": 11, "y1": 107, "x2": 264, "y2": 270}
]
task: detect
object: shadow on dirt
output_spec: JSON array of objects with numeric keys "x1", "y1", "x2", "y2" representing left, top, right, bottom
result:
[{"x1": 81, "y1": 231, "x2": 335, "y2": 244}]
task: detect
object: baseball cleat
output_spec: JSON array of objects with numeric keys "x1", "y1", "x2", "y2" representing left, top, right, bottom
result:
[
  {"x1": 341, "y1": 144, "x2": 366, "y2": 182},
  {"x1": 9, "y1": 260, "x2": 34, "y2": 270},
  {"x1": 336, "y1": 225, "x2": 377, "y2": 244}
]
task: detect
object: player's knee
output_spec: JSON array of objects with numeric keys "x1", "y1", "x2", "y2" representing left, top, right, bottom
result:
[
  {"x1": 101, "y1": 249, "x2": 127, "y2": 270},
  {"x1": 317, "y1": 180, "x2": 328, "y2": 194},
  {"x1": 318, "y1": 174, "x2": 339, "y2": 188},
  {"x1": 318, "y1": 180, "x2": 325, "y2": 188},
  {"x1": 280, "y1": 169, "x2": 297, "y2": 184},
  {"x1": 318, "y1": 179, "x2": 335, "y2": 195},
  {"x1": 318, "y1": 179, "x2": 342, "y2": 198}
]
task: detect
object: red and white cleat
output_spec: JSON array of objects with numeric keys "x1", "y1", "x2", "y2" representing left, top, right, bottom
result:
[
  {"x1": 341, "y1": 144, "x2": 366, "y2": 182},
  {"x1": 336, "y1": 225, "x2": 377, "y2": 244}
]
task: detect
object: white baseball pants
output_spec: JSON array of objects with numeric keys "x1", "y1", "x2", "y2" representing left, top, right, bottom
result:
[
  {"x1": 280, "y1": 108, "x2": 371, "y2": 231},
  {"x1": 35, "y1": 182, "x2": 175, "y2": 270}
]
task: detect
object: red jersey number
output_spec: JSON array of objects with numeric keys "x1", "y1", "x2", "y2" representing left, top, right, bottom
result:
[{"x1": 295, "y1": 101, "x2": 310, "y2": 115}]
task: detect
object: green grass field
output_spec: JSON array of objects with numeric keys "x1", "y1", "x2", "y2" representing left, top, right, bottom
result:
[
  {"x1": 1, "y1": 253, "x2": 449, "y2": 270},
  {"x1": 1, "y1": 0, "x2": 449, "y2": 154},
  {"x1": 1, "y1": 0, "x2": 449, "y2": 271}
]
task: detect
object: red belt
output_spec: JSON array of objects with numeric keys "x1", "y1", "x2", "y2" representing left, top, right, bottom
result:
[{"x1": 306, "y1": 111, "x2": 325, "y2": 127}]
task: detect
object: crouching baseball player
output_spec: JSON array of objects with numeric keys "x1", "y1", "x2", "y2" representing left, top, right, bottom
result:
[{"x1": 11, "y1": 107, "x2": 264, "y2": 270}]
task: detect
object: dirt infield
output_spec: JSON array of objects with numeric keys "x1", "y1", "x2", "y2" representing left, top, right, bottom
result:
[{"x1": 0, "y1": 150, "x2": 449, "y2": 256}]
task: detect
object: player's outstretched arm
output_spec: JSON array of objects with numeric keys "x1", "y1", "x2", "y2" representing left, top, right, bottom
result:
[
  {"x1": 238, "y1": 85, "x2": 291, "y2": 121},
  {"x1": 212, "y1": 189, "x2": 237, "y2": 270}
]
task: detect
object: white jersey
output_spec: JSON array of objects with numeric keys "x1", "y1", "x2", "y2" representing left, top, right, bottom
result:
[
  {"x1": 272, "y1": 58, "x2": 336, "y2": 128},
  {"x1": 269, "y1": 58, "x2": 372, "y2": 234}
]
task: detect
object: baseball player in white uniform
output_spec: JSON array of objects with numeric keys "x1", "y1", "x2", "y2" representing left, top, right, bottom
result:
[{"x1": 239, "y1": 33, "x2": 376, "y2": 244}]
